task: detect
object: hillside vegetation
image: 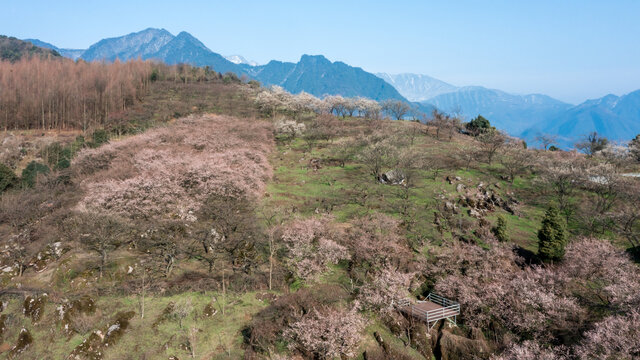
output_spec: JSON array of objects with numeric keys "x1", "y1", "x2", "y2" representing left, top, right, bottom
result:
[
  {"x1": 0, "y1": 36, "x2": 61, "y2": 62},
  {"x1": 0, "y1": 58, "x2": 639, "y2": 359}
]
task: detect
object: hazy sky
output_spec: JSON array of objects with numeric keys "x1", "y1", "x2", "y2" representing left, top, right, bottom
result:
[{"x1": 2, "y1": 0, "x2": 639, "y2": 104}]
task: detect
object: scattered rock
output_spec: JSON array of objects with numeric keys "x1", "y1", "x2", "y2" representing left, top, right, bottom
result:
[
  {"x1": 8, "y1": 328, "x2": 33, "y2": 358},
  {"x1": 468, "y1": 209, "x2": 481, "y2": 218},
  {"x1": 69, "y1": 311, "x2": 135, "y2": 359},
  {"x1": 153, "y1": 302, "x2": 175, "y2": 329},
  {"x1": 308, "y1": 158, "x2": 322, "y2": 172},
  {"x1": 203, "y1": 303, "x2": 217, "y2": 318},
  {"x1": 255, "y1": 292, "x2": 278, "y2": 303},
  {"x1": 444, "y1": 201, "x2": 459, "y2": 214},
  {"x1": 57, "y1": 295, "x2": 97, "y2": 335},
  {"x1": 456, "y1": 184, "x2": 465, "y2": 193},
  {"x1": 30, "y1": 242, "x2": 67, "y2": 273},
  {"x1": 69, "y1": 330, "x2": 104, "y2": 360},
  {"x1": 379, "y1": 170, "x2": 406, "y2": 185},
  {"x1": 23, "y1": 294, "x2": 47, "y2": 323},
  {"x1": 0, "y1": 314, "x2": 6, "y2": 339}
]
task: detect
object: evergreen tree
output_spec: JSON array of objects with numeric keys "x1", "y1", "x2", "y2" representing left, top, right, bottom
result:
[
  {"x1": 0, "y1": 163, "x2": 19, "y2": 192},
  {"x1": 21, "y1": 161, "x2": 50, "y2": 188},
  {"x1": 465, "y1": 115, "x2": 494, "y2": 134},
  {"x1": 493, "y1": 215, "x2": 509, "y2": 242},
  {"x1": 537, "y1": 205, "x2": 567, "y2": 262},
  {"x1": 630, "y1": 134, "x2": 640, "y2": 162}
]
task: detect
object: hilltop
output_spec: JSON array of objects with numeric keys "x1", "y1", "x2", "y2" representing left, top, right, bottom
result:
[{"x1": 0, "y1": 35, "x2": 61, "y2": 62}]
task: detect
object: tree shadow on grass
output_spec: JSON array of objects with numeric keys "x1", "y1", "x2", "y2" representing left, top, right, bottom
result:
[
  {"x1": 514, "y1": 245, "x2": 542, "y2": 266},
  {"x1": 626, "y1": 246, "x2": 640, "y2": 264}
]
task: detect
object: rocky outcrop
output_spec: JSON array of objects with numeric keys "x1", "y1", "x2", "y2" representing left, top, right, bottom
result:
[
  {"x1": 379, "y1": 170, "x2": 406, "y2": 185},
  {"x1": 438, "y1": 328, "x2": 490, "y2": 360},
  {"x1": 458, "y1": 183, "x2": 519, "y2": 217},
  {"x1": 69, "y1": 311, "x2": 135, "y2": 360},
  {"x1": 23, "y1": 294, "x2": 47, "y2": 324}
]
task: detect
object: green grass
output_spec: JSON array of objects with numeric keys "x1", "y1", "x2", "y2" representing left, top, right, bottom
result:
[{"x1": 0, "y1": 291, "x2": 271, "y2": 360}]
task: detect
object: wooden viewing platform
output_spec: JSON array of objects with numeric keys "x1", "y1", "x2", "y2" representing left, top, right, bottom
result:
[{"x1": 396, "y1": 293, "x2": 460, "y2": 329}]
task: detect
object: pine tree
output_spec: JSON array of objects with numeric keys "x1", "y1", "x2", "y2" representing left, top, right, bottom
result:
[
  {"x1": 537, "y1": 205, "x2": 567, "y2": 262},
  {"x1": 0, "y1": 163, "x2": 19, "y2": 192},
  {"x1": 493, "y1": 215, "x2": 509, "y2": 242}
]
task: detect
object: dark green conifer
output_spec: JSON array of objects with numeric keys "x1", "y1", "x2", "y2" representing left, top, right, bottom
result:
[
  {"x1": 493, "y1": 215, "x2": 509, "y2": 242},
  {"x1": 537, "y1": 205, "x2": 567, "y2": 262}
]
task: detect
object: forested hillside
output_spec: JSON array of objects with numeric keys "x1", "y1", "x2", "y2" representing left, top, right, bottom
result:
[
  {"x1": 0, "y1": 36, "x2": 60, "y2": 62},
  {"x1": 0, "y1": 58, "x2": 639, "y2": 359}
]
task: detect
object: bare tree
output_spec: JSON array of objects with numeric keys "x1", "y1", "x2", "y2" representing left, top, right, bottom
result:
[
  {"x1": 500, "y1": 145, "x2": 533, "y2": 183},
  {"x1": 382, "y1": 100, "x2": 411, "y2": 120},
  {"x1": 357, "y1": 136, "x2": 399, "y2": 180},
  {"x1": 477, "y1": 130, "x2": 506, "y2": 164},
  {"x1": 612, "y1": 178, "x2": 640, "y2": 249},
  {"x1": 575, "y1": 131, "x2": 608, "y2": 157},
  {"x1": 535, "y1": 133, "x2": 558, "y2": 150},
  {"x1": 69, "y1": 213, "x2": 130, "y2": 279},
  {"x1": 539, "y1": 158, "x2": 585, "y2": 221}
]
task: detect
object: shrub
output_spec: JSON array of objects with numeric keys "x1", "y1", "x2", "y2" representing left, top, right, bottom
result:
[
  {"x1": 492, "y1": 215, "x2": 509, "y2": 242},
  {"x1": 41, "y1": 142, "x2": 75, "y2": 170},
  {"x1": 222, "y1": 72, "x2": 240, "y2": 84},
  {"x1": 90, "y1": 129, "x2": 109, "y2": 148},
  {"x1": 537, "y1": 206, "x2": 567, "y2": 262},
  {"x1": 465, "y1": 115, "x2": 493, "y2": 133},
  {"x1": 0, "y1": 163, "x2": 19, "y2": 192},
  {"x1": 21, "y1": 161, "x2": 50, "y2": 188},
  {"x1": 150, "y1": 68, "x2": 159, "y2": 82}
]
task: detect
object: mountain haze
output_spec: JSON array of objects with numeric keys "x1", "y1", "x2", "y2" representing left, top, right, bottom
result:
[
  {"x1": 376, "y1": 73, "x2": 458, "y2": 101},
  {"x1": 522, "y1": 90, "x2": 640, "y2": 147},
  {"x1": 24, "y1": 38, "x2": 84, "y2": 60},
  {"x1": 422, "y1": 86, "x2": 572, "y2": 134}
]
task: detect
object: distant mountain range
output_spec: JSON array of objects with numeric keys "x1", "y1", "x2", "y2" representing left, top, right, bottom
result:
[
  {"x1": 24, "y1": 28, "x2": 401, "y2": 102},
  {"x1": 420, "y1": 86, "x2": 573, "y2": 134},
  {"x1": 18, "y1": 28, "x2": 640, "y2": 147},
  {"x1": 521, "y1": 90, "x2": 640, "y2": 148},
  {"x1": 375, "y1": 73, "x2": 458, "y2": 102},
  {"x1": 380, "y1": 72, "x2": 639, "y2": 147}
]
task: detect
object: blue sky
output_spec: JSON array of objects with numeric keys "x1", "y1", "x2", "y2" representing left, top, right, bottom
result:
[{"x1": 2, "y1": 0, "x2": 639, "y2": 104}]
